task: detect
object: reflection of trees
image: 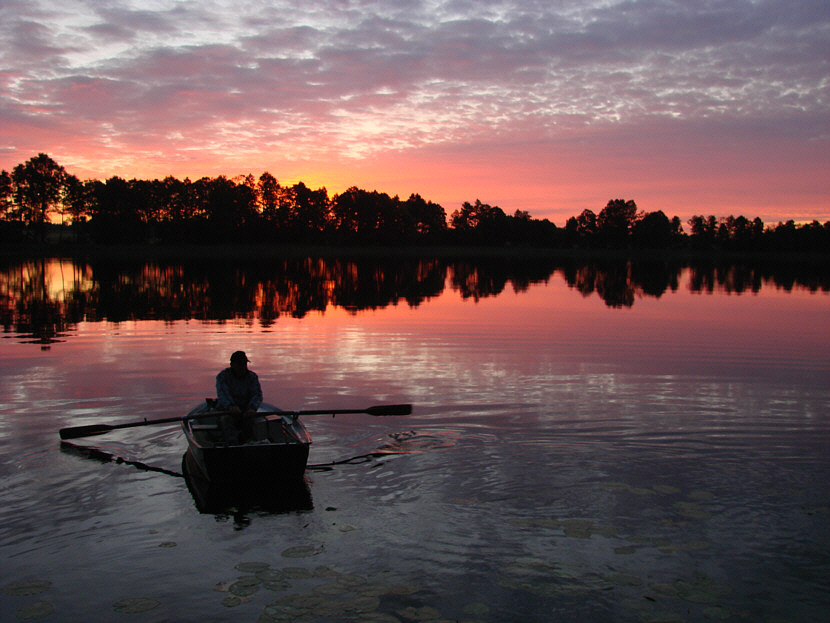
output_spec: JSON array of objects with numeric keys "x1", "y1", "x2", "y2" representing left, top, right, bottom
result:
[
  {"x1": 328, "y1": 257, "x2": 446, "y2": 311},
  {"x1": 84, "y1": 258, "x2": 448, "y2": 323},
  {"x1": 0, "y1": 259, "x2": 91, "y2": 348},
  {"x1": 559, "y1": 261, "x2": 641, "y2": 308},
  {"x1": 687, "y1": 260, "x2": 830, "y2": 294},
  {"x1": 450, "y1": 257, "x2": 560, "y2": 301},
  {"x1": 2, "y1": 257, "x2": 827, "y2": 344},
  {"x1": 562, "y1": 258, "x2": 828, "y2": 306},
  {"x1": 688, "y1": 263, "x2": 762, "y2": 294}
]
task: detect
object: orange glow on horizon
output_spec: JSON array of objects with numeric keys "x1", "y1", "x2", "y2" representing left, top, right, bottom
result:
[{"x1": 4, "y1": 140, "x2": 828, "y2": 227}]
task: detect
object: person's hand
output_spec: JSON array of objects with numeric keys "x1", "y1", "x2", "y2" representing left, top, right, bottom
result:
[
  {"x1": 229, "y1": 405, "x2": 242, "y2": 414},
  {"x1": 243, "y1": 409, "x2": 256, "y2": 418}
]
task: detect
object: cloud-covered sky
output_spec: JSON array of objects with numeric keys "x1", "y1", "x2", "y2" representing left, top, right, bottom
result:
[{"x1": 2, "y1": 0, "x2": 828, "y2": 223}]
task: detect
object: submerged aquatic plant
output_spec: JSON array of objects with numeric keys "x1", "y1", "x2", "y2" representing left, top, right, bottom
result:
[
  {"x1": 16, "y1": 601, "x2": 54, "y2": 620},
  {"x1": 2, "y1": 581, "x2": 51, "y2": 596},
  {"x1": 111, "y1": 597, "x2": 160, "y2": 613}
]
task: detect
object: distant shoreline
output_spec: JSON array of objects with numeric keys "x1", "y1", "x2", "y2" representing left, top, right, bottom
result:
[{"x1": 2, "y1": 241, "x2": 828, "y2": 263}]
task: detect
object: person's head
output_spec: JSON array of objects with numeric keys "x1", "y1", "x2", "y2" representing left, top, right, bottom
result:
[{"x1": 230, "y1": 351, "x2": 249, "y2": 376}]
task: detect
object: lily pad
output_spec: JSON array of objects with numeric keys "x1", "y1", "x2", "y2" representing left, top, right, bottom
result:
[
  {"x1": 284, "y1": 593, "x2": 327, "y2": 610},
  {"x1": 281, "y1": 545, "x2": 322, "y2": 558},
  {"x1": 650, "y1": 583, "x2": 681, "y2": 598},
  {"x1": 593, "y1": 524, "x2": 618, "y2": 537},
  {"x1": 229, "y1": 577, "x2": 260, "y2": 597},
  {"x1": 236, "y1": 562, "x2": 270, "y2": 573},
  {"x1": 682, "y1": 540, "x2": 709, "y2": 551},
  {"x1": 652, "y1": 574, "x2": 731, "y2": 606},
  {"x1": 505, "y1": 557, "x2": 555, "y2": 575},
  {"x1": 464, "y1": 602, "x2": 490, "y2": 616},
  {"x1": 16, "y1": 601, "x2": 54, "y2": 620},
  {"x1": 674, "y1": 502, "x2": 711, "y2": 520},
  {"x1": 280, "y1": 567, "x2": 312, "y2": 579},
  {"x1": 676, "y1": 587, "x2": 720, "y2": 604},
  {"x1": 608, "y1": 572, "x2": 643, "y2": 587},
  {"x1": 3, "y1": 581, "x2": 51, "y2": 596},
  {"x1": 256, "y1": 569, "x2": 290, "y2": 589},
  {"x1": 342, "y1": 595, "x2": 381, "y2": 613},
  {"x1": 359, "y1": 614, "x2": 404, "y2": 623},
  {"x1": 311, "y1": 601, "x2": 348, "y2": 617},
  {"x1": 112, "y1": 597, "x2": 160, "y2": 613},
  {"x1": 703, "y1": 605, "x2": 732, "y2": 619},
  {"x1": 688, "y1": 489, "x2": 715, "y2": 501},
  {"x1": 614, "y1": 546, "x2": 637, "y2": 555},
  {"x1": 396, "y1": 605, "x2": 443, "y2": 621},
  {"x1": 263, "y1": 603, "x2": 309, "y2": 621},
  {"x1": 312, "y1": 565, "x2": 340, "y2": 577},
  {"x1": 313, "y1": 582, "x2": 349, "y2": 596},
  {"x1": 641, "y1": 611, "x2": 686, "y2": 622},
  {"x1": 356, "y1": 583, "x2": 395, "y2": 597},
  {"x1": 677, "y1": 574, "x2": 732, "y2": 601},
  {"x1": 337, "y1": 573, "x2": 368, "y2": 587},
  {"x1": 600, "y1": 481, "x2": 632, "y2": 492},
  {"x1": 213, "y1": 581, "x2": 231, "y2": 592},
  {"x1": 255, "y1": 569, "x2": 286, "y2": 582},
  {"x1": 384, "y1": 583, "x2": 418, "y2": 595},
  {"x1": 560, "y1": 519, "x2": 594, "y2": 538}
]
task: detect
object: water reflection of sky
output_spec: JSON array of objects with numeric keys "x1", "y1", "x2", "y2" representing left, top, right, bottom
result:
[
  {"x1": 299, "y1": 274, "x2": 830, "y2": 383},
  {"x1": 1, "y1": 261, "x2": 829, "y2": 623},
  {"x1": 2, "y1": 266, "x2": 827, "y2": 429}
]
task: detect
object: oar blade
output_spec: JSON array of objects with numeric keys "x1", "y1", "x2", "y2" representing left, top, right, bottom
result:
[
  {"x1": 59, "y1": 424, "x2": 115, "y2": 440},
  {"x1": 366, "y1": 404, "x2": 412, "y2": 416}
]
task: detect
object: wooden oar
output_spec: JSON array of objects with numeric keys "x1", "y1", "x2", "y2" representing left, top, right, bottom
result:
[
  {"x1": 58, "y1": 404, "x2": 412, "y2": 440},
  {"x1": 306, "y1": 404, "x2": 412, "y2": 417}
]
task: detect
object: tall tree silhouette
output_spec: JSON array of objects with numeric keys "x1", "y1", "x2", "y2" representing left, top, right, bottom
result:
[
  {"x1": 405, "y1": 193, "x2": 447, "y2": 237},
  {"x1": 0, "y1": 170, "x2": 14, "y2": 221},
  {"x1": 597, "y1": 199, "x2": 638, "y2": 248},
  {"x1": 450, "y1": 199, "x2": 507, "y2": 243},
  {"x1": 11, "y1": 153, "x2": 68, "y2": 241},
  {"x1": 632, "y1": 210, "x2": 673, "y2": 248}
]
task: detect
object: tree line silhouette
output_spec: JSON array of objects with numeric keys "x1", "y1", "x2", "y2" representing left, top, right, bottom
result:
[
  {"x1": 1, "y1": 153, "x2": 828, "y2": 252},
  {"x1": 3, "y1": 256, "x2": 827, "y2": 347}
]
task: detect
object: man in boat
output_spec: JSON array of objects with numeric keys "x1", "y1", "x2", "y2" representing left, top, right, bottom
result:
[{"x1": 216, "y1": 351, "x2": 263, "y2": 443}]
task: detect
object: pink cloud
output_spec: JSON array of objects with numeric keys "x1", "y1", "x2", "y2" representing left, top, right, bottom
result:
[{"x1": 0, "y1": 0, "x2": 827, "y2": 224}]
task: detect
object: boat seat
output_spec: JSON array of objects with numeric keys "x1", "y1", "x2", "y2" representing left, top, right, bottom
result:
[
  {"x1": 251, "y1": 417, "x2": 272, "y2": 442},
  {"x1": 191, "y1": 423, "x2": 220, "y2": 430}
]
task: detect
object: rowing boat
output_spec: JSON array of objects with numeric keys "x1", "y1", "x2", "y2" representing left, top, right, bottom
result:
[{"x1": 181, "y1": 401, "x2": 311, "y2": 483}]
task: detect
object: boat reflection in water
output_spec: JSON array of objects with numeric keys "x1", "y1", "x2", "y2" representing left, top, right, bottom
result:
[
  {"x1": 59, "y1": 440, "x2": 313, "y2": 527},
  {"x1": 181, "y1": 449, "x2": 313, "y2": 522}
]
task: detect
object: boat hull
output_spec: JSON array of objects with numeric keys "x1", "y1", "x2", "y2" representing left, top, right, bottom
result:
[
  {"x1": 182, "y1": 449, "x2": 313, "y2": 514},
  {"x1": 182, "y1": 402, "x2": 311, "y2": 483}
]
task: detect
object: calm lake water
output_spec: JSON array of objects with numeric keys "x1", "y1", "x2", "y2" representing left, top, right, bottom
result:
[{"x1": 1, "y1": 256, "x2": 829, "y2": 622}]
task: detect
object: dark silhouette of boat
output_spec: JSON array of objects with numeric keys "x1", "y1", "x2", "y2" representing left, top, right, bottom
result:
[{"x1": 181, "y1": 401, "x2": 312, "y2": 483}]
